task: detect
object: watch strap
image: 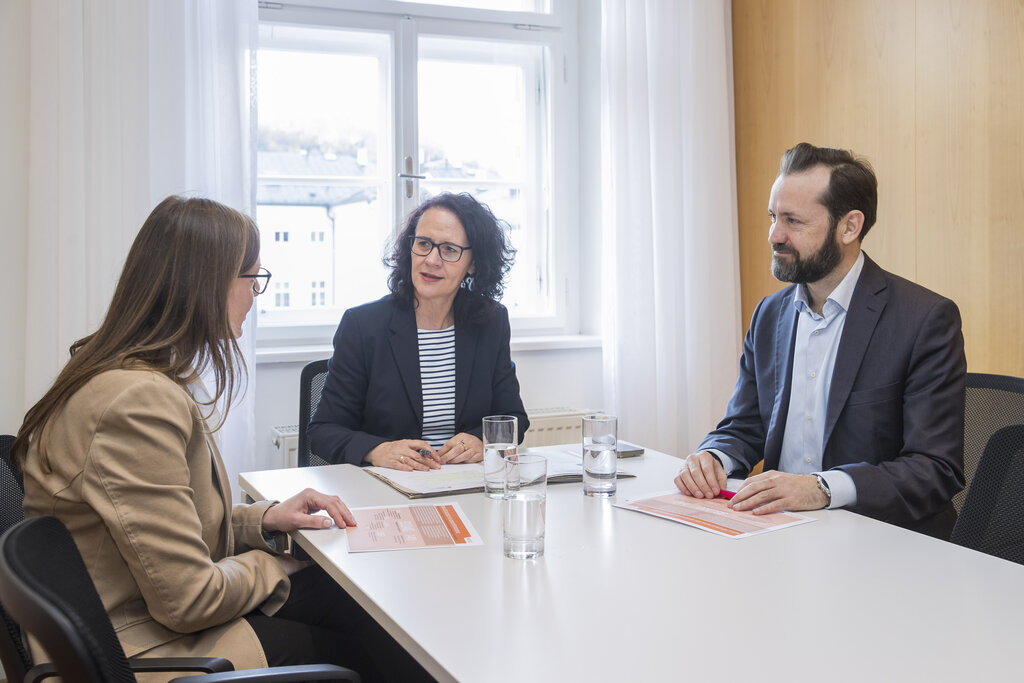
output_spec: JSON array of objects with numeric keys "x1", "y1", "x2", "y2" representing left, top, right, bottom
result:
[{"x1": 814, "y1": 473, "x2": 832, "y2": 507}]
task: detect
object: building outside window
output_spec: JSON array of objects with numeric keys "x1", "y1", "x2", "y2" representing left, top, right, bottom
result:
[{"x1": 255, "y1": 0, "x2": 579, "y2": 345}]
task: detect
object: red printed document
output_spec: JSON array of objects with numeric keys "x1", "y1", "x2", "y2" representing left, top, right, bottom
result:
[
  {"x1": 345, "y1": 503, "x2": 482, "y2": 552},
  {"x1": 615, "y1": 490, "x2": 814, "y2": 538}
]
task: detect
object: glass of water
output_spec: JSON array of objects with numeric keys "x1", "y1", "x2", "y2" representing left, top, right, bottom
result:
[
  {"x1": 483, "y1": 415, "x2": 518, "y2": 499},
  {"x1": 503, "y1": 453, "x2": 547, "y2": 559},
  {"x1": 582, "y1": 414, "x2": 618, "y2": 497}
]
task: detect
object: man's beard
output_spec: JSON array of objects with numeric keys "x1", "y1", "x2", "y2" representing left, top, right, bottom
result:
[{"x1": 771, "y1": 224, "x2": 841, "y2": 284}]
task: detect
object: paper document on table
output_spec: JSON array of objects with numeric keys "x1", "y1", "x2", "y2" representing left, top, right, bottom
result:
[
  {"x1": 345, "y1": 502, "x2": 482, "y2": 552},
  {"x1": 615, "y1": 490, "x2": 814, "y2": 538},
  {"x1": 365, "y1": 445, "x2": 635, "y2": 498}
]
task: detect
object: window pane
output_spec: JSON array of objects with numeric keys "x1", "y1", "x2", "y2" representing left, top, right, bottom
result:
[
  {"x1": 418, "y1": 37, "x2": 552, "y2": 317},
  {"x1": 257, "y1": 26, "x2": 393, "y2": 328},
  {"x1": 400, "y1": 0, "x2": 550, "y2": 12}
]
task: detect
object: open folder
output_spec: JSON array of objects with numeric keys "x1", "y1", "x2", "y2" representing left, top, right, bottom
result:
[{"x1": 364, "y1": 444, "x2": 637, "y2": 498}]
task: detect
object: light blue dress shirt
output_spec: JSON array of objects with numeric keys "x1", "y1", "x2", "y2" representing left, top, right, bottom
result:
[{"x1": 713, "y1": 252, "x2": 865, "y2": 509}]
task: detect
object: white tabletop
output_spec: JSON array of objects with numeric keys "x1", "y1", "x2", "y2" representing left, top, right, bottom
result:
[{"x1": 241, "y1": 447, "x2": 1024, "y2": 682}]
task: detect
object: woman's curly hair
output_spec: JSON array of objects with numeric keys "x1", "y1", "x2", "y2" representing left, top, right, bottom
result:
[{"x1": 385, "y1": 192, "x2": 516, "y2": 325}]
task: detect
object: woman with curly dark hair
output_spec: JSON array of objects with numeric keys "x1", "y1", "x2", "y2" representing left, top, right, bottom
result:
[{"x1": 309, "y1": 192, "x2": 529, "y2": 470}]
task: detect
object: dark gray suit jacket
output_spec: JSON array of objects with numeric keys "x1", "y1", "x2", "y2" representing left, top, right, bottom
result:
[
  {"x1": 699, "y1": 253, "x2": 966, "y2": 537},
  {"x1": 309, "y1": 295, "x2": 529, "y2": 466}
]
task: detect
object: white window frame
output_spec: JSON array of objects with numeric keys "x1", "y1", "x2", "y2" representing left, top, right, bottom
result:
[{"x1": 255, "y1": 0, "x2": 580, "y2": 350}]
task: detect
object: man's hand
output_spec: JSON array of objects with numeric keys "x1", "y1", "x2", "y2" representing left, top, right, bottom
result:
[
  {"x1": 729, "y1": 471, "x2": 829, "y2": 514},
  {"x1": 674, "y1": 451, "x2": 728, "y2": 498},
  {"x1": 262, "y1": 488, "x2": 357, "y2": 532}
]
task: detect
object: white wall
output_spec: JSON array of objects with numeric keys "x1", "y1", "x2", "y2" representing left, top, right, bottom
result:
[{"x1": 0, "y1": 0, "x2": 30, "y2": 434}]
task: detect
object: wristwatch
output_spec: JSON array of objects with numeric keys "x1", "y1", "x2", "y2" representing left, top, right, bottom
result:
[{"x1": 814, "y1": 474, "x2": 832, "y2": 508}]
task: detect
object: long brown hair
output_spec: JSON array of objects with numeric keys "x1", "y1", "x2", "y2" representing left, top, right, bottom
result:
[{"x1": 12, "y1": 195, "x2": 260, "y2": 467}]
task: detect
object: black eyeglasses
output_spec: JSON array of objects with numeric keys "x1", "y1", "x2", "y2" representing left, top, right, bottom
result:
[
  {"x1": 409, "y1": 236, "x2": 472, "y2": 263},
  {"x1": 239, "y1": 267, "x2": 272, "y2": 295}
]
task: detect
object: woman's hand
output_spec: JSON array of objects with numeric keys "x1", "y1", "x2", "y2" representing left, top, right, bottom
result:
[
  {"x1": 366, "y1": 440, "x2": 440, "y2": 470},
  {"x1": 262, "y1": 488, "x2": 356, "y2": 532},
  {"x1": 436, "y1": 433, "x2": 483, "y2": 464}
]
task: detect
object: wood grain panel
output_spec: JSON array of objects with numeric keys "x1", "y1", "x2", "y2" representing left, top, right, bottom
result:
[
  {"x1": 732, "y1": 0, "x2": 1024, "y2": 375},
  {"x1": 733, "y1": 0, "x2": 917, "y2": 324},
  {"x1": 916, "y1": 0, "x2": 1024, "y2": 374}
]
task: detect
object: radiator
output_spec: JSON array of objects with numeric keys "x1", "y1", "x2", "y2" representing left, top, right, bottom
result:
[
  {"x1": 521, "y1": 407, "x2": 591, "y2": 448},
  {"x1": 270, "y1": 424, "x2": 299, "y2": 468},
  {"x1": 271, "y1": 410, "x2": 588, "y2": 462}
]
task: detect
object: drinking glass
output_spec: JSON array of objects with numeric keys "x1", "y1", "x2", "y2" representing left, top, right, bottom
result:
[
  {"x1": 483, "y1": 415, "x2": 517, "y2": 498},
  {"x1": 503, "y1": 453, "x2": 547, "y2": 559},
  {"x1": 582, "y1": 414, "x2": 617, "y2": 497}
]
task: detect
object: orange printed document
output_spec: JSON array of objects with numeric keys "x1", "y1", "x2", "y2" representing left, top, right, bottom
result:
[
  {"x1": 345, "y1": 502, "x2": 482, "y2": 552},
  {"x1": 615, "y1": 490, "x2": 814, "y2": 538}
]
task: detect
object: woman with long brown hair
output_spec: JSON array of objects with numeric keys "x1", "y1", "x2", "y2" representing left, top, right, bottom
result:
[{"x1": 13, "y1": 196, "x2": 423, "y2": 681}]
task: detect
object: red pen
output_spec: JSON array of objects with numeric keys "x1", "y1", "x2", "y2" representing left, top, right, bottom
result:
[{"x1": 718, "y1": 489, "x2": 736, "y2": 500}]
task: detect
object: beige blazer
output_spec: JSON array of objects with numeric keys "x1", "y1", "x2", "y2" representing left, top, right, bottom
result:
[{"x1": 22, "y1": 368, "x2": 290, "y2": 680}]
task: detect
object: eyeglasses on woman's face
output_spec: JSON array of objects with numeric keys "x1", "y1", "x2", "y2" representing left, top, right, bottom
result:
[
  {"x1": 238, "y1": 266, "x2": 272, "y2": 295},
  {"x1": 409, "y1": 235, "x2": 471, "y2": 263}
]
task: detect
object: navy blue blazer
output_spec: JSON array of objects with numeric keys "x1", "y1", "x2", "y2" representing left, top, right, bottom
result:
[
  {"x1": 309, "y1": 295, "x2": 529, "y2": 466},
  {"x1": 698, "y1": 254, "x2": 966, "y2": 537}
]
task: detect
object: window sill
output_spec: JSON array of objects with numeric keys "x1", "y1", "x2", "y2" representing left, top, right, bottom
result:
[{"x1": 253, "y1": 334, "x2": 602, "y2": 365}]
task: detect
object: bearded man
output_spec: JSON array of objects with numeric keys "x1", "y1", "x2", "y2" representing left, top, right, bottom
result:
[{"x1": 674, "y1": 142, "x2": 966, "y2": 538}]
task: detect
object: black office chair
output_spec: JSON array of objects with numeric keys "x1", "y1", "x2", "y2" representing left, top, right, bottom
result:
[
  {"x1": 950, "y1": 425, "x2": 1024, "y2": 565},
  {"x1": 956, "y1": 373, "x2": 1024, "y2": 513},
  {"x1": 0, "y1": 515, "x2": 360, "y2": 683},
  {"x1": 0, "y1": 434, "x2": 57, "y2": 683},
  {"x1": 298, "y1": 359, "x2": 331, "y2": 468}
]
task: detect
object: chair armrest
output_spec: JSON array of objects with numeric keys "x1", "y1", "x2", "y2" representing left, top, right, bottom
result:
[
  {"x1": 23, "y1": 662, "x2": 60, "y2": 682},
  {"x1": 130, "y1": 656, "x2": 235, "y2": 673},
  {"x1": 170, "y1": 664, "x2": 361, "y2": 682}
]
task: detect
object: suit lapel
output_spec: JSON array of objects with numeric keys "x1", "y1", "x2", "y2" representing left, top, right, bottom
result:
[
  {"x1": 389, "y1": 304, "x2": 423, "y2": 425},
  {"x1": 454, "y1": 320, "x2": 478, "y2": 424},
  {"x1": 822, "y1": 254, "x2": 888, "y2": 453},
  {"x1": 765, "y1": 290, "x2": 798, "y2": 470}
]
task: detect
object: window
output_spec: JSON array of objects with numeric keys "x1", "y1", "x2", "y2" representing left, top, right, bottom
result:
[
  {"x1": 273, "y1": 282, "x2": 291, "y2": 309},
  {"x1": 256, "y1": 1, "x2": 579, "y2": 346}
]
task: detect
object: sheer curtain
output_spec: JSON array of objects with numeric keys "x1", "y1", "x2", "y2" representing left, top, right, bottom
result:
[
  {"x1": 24, "y1": 0, "x2": 258, "y2": 498},
  {"x1": 600, "y1": 0, "x2": 742, "y2": 456}
]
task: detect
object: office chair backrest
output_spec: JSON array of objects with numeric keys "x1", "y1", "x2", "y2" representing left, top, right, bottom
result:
[
  {"x1": 957, "y1": 373, "x2": 1024, "y2": 513},
  {"x1": 0, "y1": 516, "x2": 135, "y2": 683},
  {"x1": 0, "y1": 434, "x2": 34, "y2": 683},
  {"x1": 0, "y1": 435, "x2": 22, "y2": 534},
  {"x1": 950, "y1": 425, "x2": 1024, "y2": 565},
  {"x1": 298, "y1": 359, "x2": 331, "y2": 468}
]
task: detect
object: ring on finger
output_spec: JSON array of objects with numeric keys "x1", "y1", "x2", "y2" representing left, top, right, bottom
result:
[
  {"x1": 460, "y1": 440, "x2": 467, "y2": 453},
  {"x1": 400, "y1": 455, "x2": 406, "y2": 464}
]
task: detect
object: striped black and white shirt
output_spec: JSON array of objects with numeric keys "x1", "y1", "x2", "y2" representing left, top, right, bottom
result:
[{"x1": 418, "y1": 326, "x2": 456, "y2": 449}]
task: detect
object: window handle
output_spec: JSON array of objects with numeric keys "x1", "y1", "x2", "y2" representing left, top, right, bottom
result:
[
  {"x1": 398, "y1": 156, "x2": 424, "y2": 197},
  {"x1": 397, "y1": 155, "x2": 425, "y2": 179}
]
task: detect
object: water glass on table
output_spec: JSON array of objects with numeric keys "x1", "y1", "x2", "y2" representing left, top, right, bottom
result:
[
  {"x1": 483, "y1": 415, "x2": 518, "y2": 499},
  {"x1": 583, "y1": 414, "x2": 618, "y2": 497},
  {"x1": 503, "y1": 453, "x2": 547, "y2": 559}
]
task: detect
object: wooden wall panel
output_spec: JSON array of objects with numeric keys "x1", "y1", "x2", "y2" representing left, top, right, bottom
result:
[
  {"x1": 915, "y1": 0, "x2": 1024, "y2": 374},
  {"x1": 733, "y1": 0, "x2": 1024, "y2": 376}
]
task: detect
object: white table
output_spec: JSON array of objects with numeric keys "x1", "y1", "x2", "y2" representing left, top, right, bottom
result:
[{"x1": 241, "y1": 447, "x2": 1024, "y2": 682}]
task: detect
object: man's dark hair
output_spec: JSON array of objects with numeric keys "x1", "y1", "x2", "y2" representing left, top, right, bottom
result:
[{"x1": 778, "y1": 142, "x2": 878, "y2": 239}]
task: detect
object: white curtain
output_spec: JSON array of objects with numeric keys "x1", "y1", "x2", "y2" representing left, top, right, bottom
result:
[
  {"x1": 600, "y1": 0, "x2": 742, "y2": 456},
  {"x1": 24, "y1": 0, "x2": 258, "y2": 499}
]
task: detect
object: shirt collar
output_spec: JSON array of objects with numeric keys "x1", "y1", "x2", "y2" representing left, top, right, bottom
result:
[{"x1": 793, "y1": 250, "x2": 866, "y2": 315}]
